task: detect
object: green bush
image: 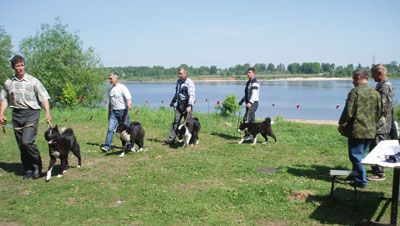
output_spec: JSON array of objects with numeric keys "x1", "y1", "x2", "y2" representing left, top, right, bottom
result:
[
  {"x1": 216, "y1": 94, "x2": 240, "y2": 117},
  {"x1": 60, "y1": 82, "x2": 78, "y2": 108}
]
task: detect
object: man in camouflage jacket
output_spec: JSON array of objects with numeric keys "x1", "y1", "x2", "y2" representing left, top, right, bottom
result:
[
  {"x1": 368, "y1": 64, "x2": 394, "y2": 181},
  {"x1": 338, "y1": 70, "x2": 381, "y2": 188}
]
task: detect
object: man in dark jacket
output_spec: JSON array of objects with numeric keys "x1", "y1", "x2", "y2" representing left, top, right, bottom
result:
[
  {"x1": 239, "y1": 68, "x2": 260, "y2": 141},
  {"x1": 164, "y1": 67, "x2": 195, "y2": 144},
  {"x1": 338, "y1": 70, "x2": 381, "y2": 188}
]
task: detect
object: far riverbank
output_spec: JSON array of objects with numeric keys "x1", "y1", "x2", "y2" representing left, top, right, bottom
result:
[{"x1": 122, "y1": 76, "x2": 351, "y2": 83}]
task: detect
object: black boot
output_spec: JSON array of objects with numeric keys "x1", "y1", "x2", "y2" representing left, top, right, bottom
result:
[
  {"x1": 32, "y1": 164, "x2": 40, "y2": 179},
  {"x1": 23, "y1": 170, "x2": 33, "y2": 180}
]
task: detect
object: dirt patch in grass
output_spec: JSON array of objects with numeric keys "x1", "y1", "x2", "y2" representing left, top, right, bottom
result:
[
  {"x1": 256, "y1": 167, "x2": 280, "y2": 175},
  {"x1": 287, "y1": 190, "x2": 318, "y2": 202},
  {"x1": 0, "y1": 222, "x2": 22, "y2": 226}
]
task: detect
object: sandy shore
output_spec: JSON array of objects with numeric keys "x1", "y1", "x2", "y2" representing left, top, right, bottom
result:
[
  {"x1": 267, "y1": 77, "x2": 350, "y2": 81},
  {"x1": 284, "y1": 119, "x2": 338, "y2": 125},
  {"x1": 125, "y1": 76, "x2": 351, "y2": 83}
]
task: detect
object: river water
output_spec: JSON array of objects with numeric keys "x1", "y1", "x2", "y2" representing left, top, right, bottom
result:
[{"x1": 122, "y1": 79, "x2": 400, "y2": 120}]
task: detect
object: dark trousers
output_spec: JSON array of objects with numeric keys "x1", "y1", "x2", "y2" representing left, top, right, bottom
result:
[
  {"x1": 243, "y1": 101, "x2": 258, "y2": 123},
  {"x1": 168, "y1": 102, "x2": 191, "y2": 141},
  {"x1": 390, "y1": 108, "x2": 398, "y2": 139},
  {"x1": 370, "y1": 133, "x2": 387, "y2": 177},
  {"x1": 12, "y1": 109, "x2": 42, "y2": 173}
]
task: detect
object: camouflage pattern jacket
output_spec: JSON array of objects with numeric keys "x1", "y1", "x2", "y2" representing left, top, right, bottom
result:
[
  {"x1": 375, "y1": 77, "x2": 394, "y2": 134},
  {"x1": 339, "y1": 83, "x2": 382, "y2": 139}
]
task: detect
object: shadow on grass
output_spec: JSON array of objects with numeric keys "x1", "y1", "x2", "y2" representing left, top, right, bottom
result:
[
  {"x1": 0, "y1": 162, "x2": 24, "y2": 176},
  {"x1": 86, "y1": 142, "x2": 121, "y2": 150},
  {"x1": 287, "y1": 164, "x2": 348, "y2": 183},
  {"x1": 309, "y1": 187, "x2": 385, "y2": 225},
  {"x1": 211, "y1": 132, "x2": 239, "y2": 140}
]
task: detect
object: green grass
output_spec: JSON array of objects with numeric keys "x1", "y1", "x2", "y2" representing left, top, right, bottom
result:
[{"x1": 0, "y1": 106, "x2": 397, "y2": 225}]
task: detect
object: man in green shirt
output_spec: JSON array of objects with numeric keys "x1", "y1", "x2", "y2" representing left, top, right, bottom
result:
[
  {"x1": 368, "y1": 64, "x2": 394, "y2": 181},
  {"x1": 338, "y1": 69, "x2": 381, "y2": 188}
]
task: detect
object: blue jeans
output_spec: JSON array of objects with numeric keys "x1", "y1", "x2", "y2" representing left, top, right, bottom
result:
[
  {"x1": 104, "y1": 109, "x2": 130, "y2": 149},
  {"x1": 348, "y1": 138, "x2": 372, "y2": 187}
]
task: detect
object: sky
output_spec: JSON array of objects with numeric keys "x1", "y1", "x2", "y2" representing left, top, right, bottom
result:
[{"x1": 1, "y1": 0, "x2": 399, "y2": 69}]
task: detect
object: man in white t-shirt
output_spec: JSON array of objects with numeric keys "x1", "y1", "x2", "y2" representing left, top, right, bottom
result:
[{"x1": 100, "y1": 72, "x2": 132, "y2": 152}]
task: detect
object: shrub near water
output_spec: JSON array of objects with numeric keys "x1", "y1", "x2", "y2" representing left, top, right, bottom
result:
[
  {"x1": 216, "y1": 94, "x2": 240, "y2": 117},
  {"x1": 0, "y1": 106, "x2": 396, "y2": 225}
]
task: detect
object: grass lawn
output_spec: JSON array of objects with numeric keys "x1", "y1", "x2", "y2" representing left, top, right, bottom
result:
[{"x1": 0, "y1": 106, "x2": 397, "y2": 225}]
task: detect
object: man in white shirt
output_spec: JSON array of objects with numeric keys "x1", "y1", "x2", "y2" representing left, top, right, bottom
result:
[{"x1": 101, "y1": 72, "x2": 132, "y2": 152}]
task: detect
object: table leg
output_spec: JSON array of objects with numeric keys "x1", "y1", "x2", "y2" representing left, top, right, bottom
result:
[{"x1": 391, "y1": 168, "x2": 400, "y2": 225}]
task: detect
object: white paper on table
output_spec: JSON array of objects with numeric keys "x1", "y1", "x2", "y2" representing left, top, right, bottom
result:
[{"x1": 362, "y1": 140, "x2": 400, "y2": 168}]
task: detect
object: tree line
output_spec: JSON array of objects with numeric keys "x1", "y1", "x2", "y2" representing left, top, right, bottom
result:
[{"x1": 106, "y1": 61, "x2": 400, "y2": 80}]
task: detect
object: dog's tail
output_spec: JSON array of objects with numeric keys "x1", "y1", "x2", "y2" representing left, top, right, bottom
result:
[
  {"x1": 131, "y1": 121, "x2": 142, "y2": 126},
  {"x1": 63, "y1": 128, "x2": 74, "y2": 135},
  {"x1": 264, "y1": 117, "x2": 272, "y2": 126}
]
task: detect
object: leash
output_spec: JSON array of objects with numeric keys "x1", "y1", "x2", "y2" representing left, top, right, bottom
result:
[
  {"x1": 13, "y1": 122, "x2": 37, "y2": 130},
  {"x1": 171, "y1": 104, "x2": 190, "y2": 125},
  {"x1": 123, "y1": 108, "x2": 130, "y2": 124},
  {"x1": 2, "y1": 118, "x2": 52, "y2": 133}
]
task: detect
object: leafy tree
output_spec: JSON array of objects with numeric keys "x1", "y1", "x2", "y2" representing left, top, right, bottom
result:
[
  {"x1": 210, "y1": 65, "x2": 217, "y2": 74},
  {"x1": 254, "y1": 63, "x2": 266, "y2": 73},
  {"x1": 276, "y1": 63, "x2": 285, "y2": 72},
  {"x1": 322, "y1": 63, "x2": 335, "y2": 72},
  {"x1": 267, "y1": 63, "x2": 275, "y2": 72},
  {"x1": 345, "y1": 64, "x2": 354, "y2": 76},
  {"x1": 334, "y1": 66, "x2": 346, "y2": 77},
  {"x1": 0, "y1": 26, "x2": 13, "y2": 85},
  {"x1": 288, "y1": 63, "x2": 300, "y2": 74},
  {"x1": 20, "y1": 18, "x2": 106, "y2": 107},
  {"x1": 386, "y1": 61, "x2": 399, "y2": 73}
]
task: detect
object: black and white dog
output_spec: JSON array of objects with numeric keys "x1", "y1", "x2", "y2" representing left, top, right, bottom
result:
[
  {"x1": 238, "y1": 117, "x2": 277, "y2": 145},
  {"x1": 177, "y1": 116, "x2": 201, "y2": 148},
  {"x1": 44, "y1": 125, "x2": 82, "y2": 182},
  {"x1": 115, "y1": 121, "x2": 145, "y2": 157}
]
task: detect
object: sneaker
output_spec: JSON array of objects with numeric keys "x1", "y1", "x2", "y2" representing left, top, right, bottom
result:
[
  {"x1": 100, "y1": 145, "x2": 110, "y2": 152},
  {"x1": 243, "y1": 135, "x2": 254, "y2": 142},
  {"x1": 367, "y1": 175, "x2": 386, "y2": 181}
]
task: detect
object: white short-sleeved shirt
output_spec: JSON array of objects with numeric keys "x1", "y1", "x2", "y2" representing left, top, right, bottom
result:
[{"x1": 109, "y1": 83, "x2": 132, "y2": 110}]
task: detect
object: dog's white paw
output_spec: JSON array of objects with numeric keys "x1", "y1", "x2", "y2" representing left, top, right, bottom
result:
[
  {"x1": 138, "y1": 148, "x2": 143, "y2": 152},
  {"x1": 196, "y1": 140, "x2": 199, "y2": 145},
  {"x1": 262, "y1": 142, "x2": 268, "y2": 144},
  {"x1": 177, "y1": 139, "x2": 183, "y2": 143},
  {"x1": 77, "y1": 165, "x2": 81, "y2": 168},
  {"x1": 238, "y1": 138, "x2": 244, "y2": 144},
  {"x1": 119, "y1": 152, "x2": 125, "y2": 157},
  {"x1": 183, "y1": 143, "x2": 188, "y2": 148},
  {"x1": 275, "y1": 141, "x2": 278, "y2": 144},
  {"x1": 46, "y1": 172, "x2": 51, "y2": 181},
  {"x1": 63, "y1": 170, "x2": 68, "y2": 173},
  {"x1": 57, "y1": 174, "x2": 63, "y2": 178},
  {"x1": 131, "y1": 148, "x2": 136, "y2": 152}
]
